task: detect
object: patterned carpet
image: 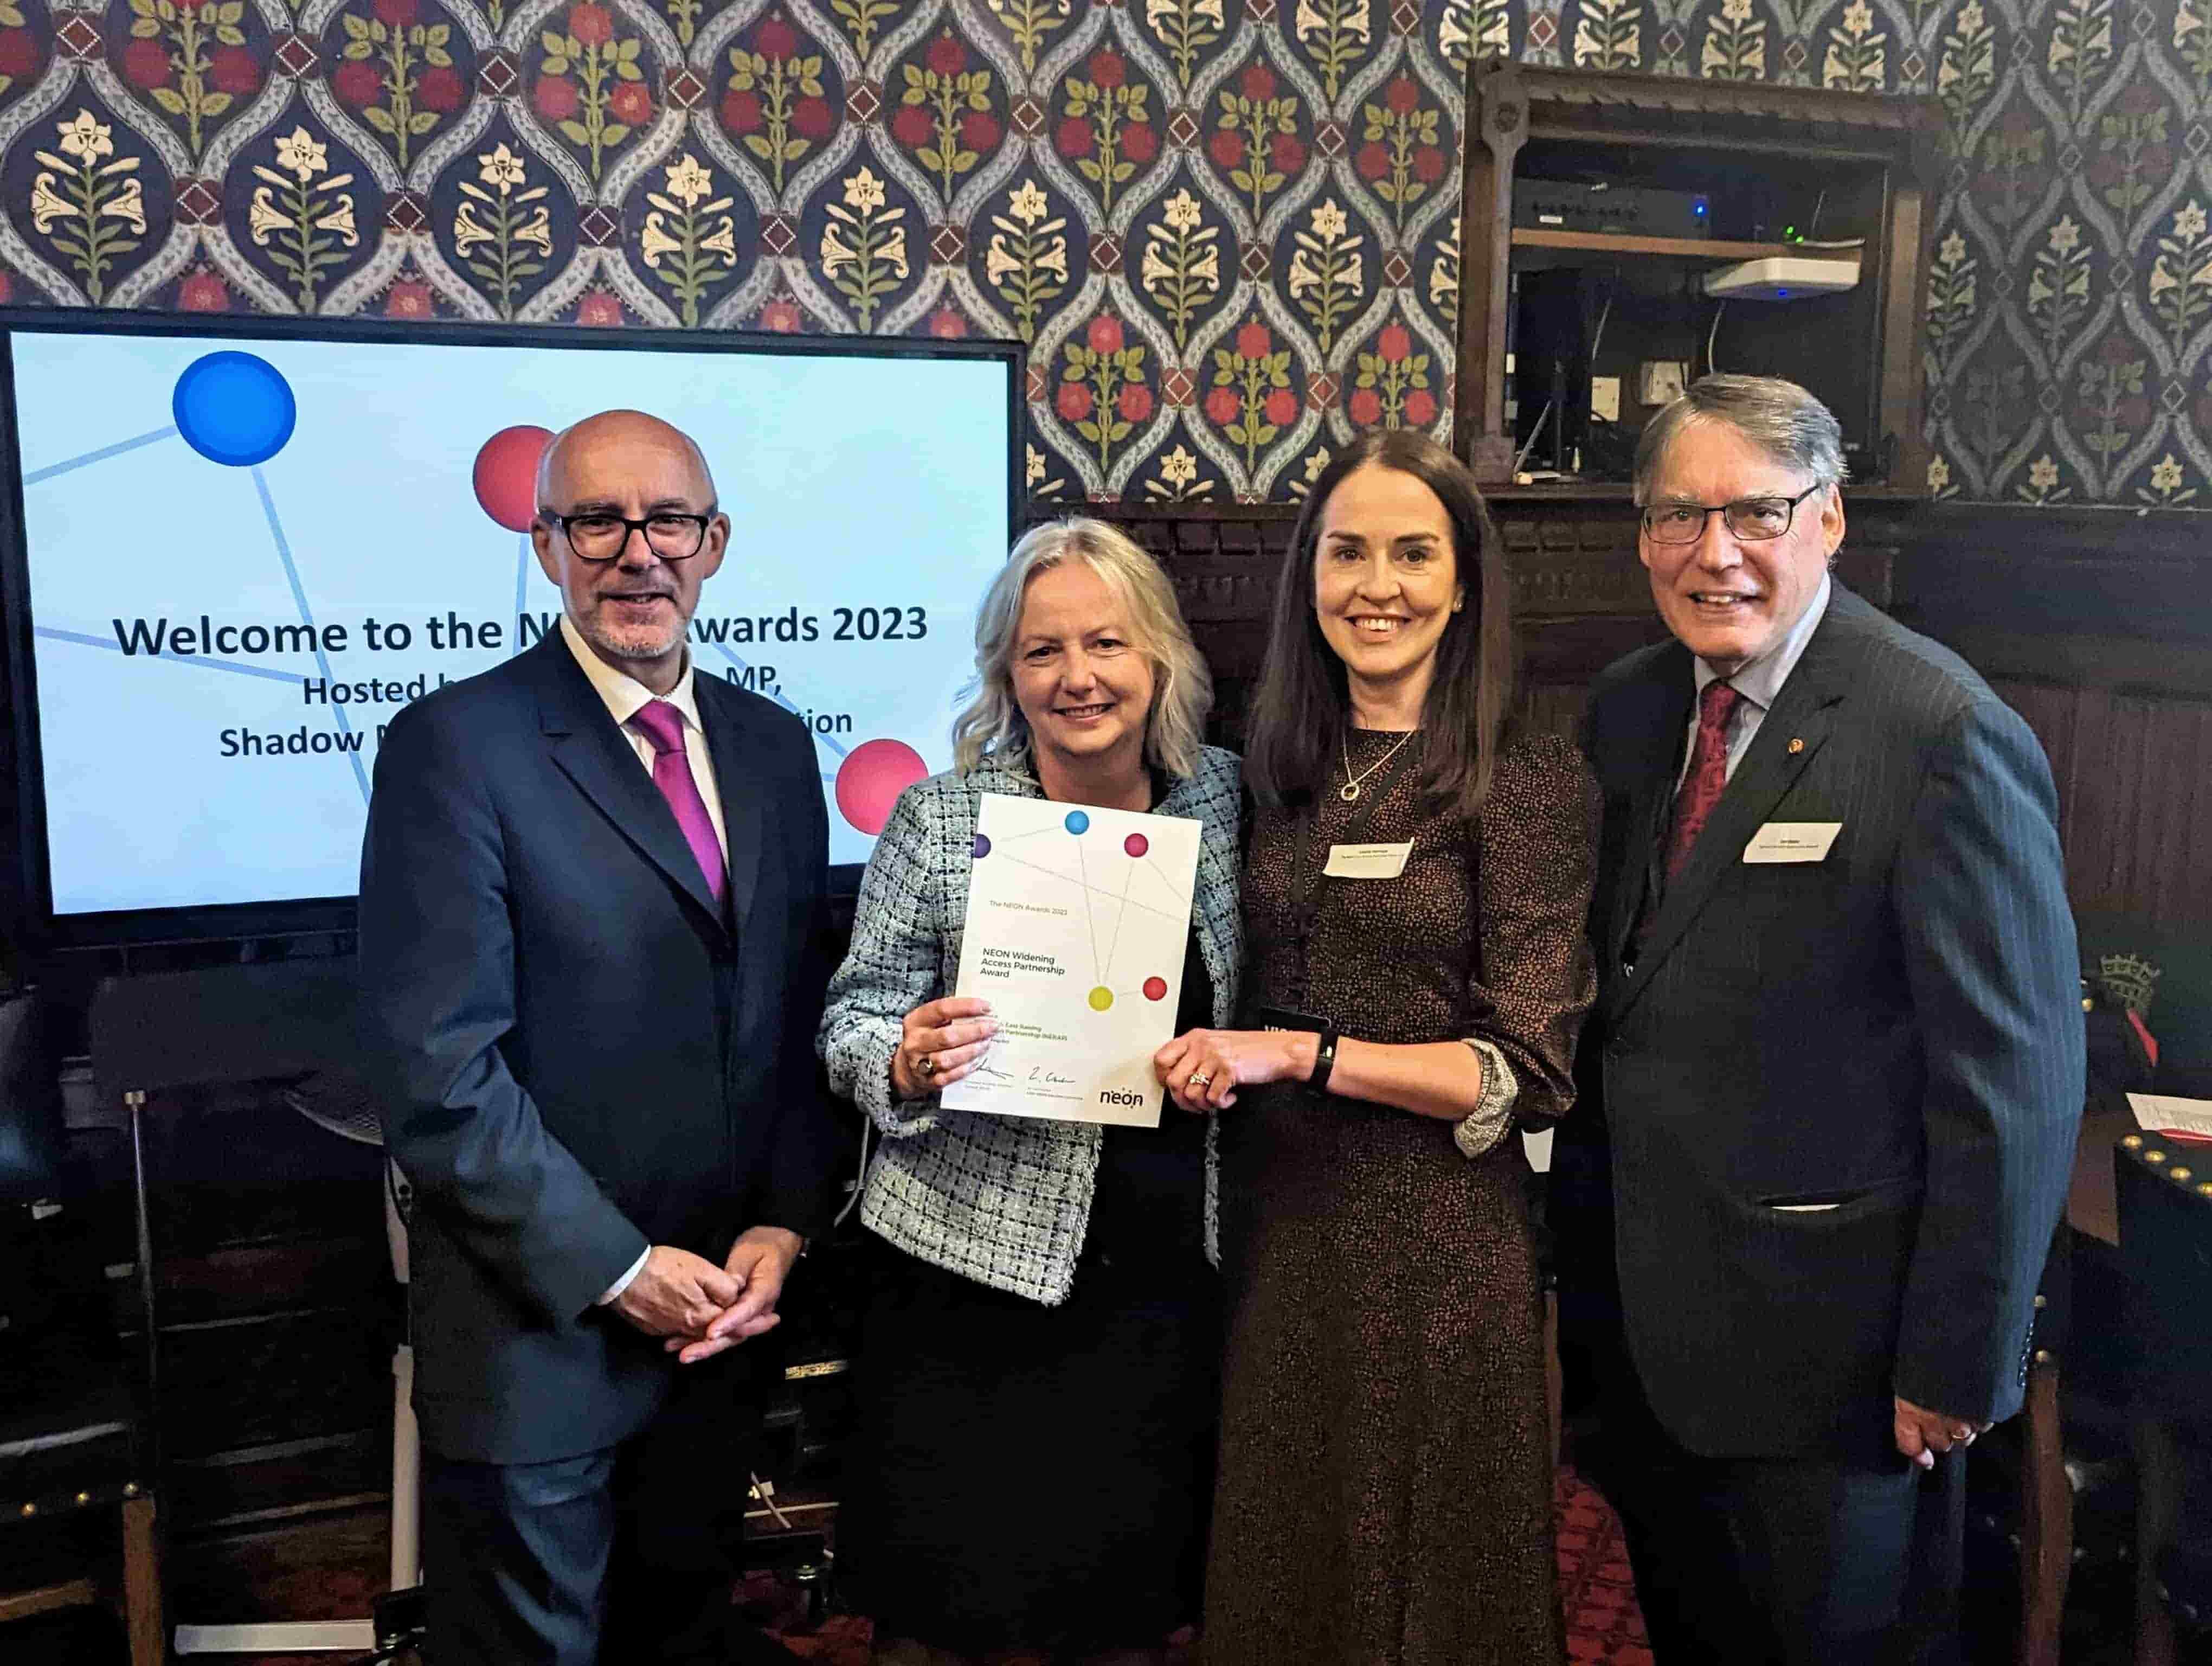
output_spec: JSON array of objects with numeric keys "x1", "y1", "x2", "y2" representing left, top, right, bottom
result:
[{"x1": 756, "y1": 1466, "x2": 1652, "y2": 1665}]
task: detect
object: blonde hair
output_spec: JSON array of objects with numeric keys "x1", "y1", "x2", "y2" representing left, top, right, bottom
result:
[{"x1": 951, "y1": 518, "x2": 1212, "y2": 780}]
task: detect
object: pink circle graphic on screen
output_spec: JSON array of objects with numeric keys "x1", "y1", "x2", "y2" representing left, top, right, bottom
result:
[
  {"x1": 835, "y1": 739, "x2": 929, "y2": 835},
  {"x1": 1143, "y1": 976, "x2": 1168, "y2": 1002},
  {"x1": 473, "y1": 425, "x2": 555, "y2": 532},
  {"x1": 1124, "y1": 832, "x2": 1149, "y2": 858}
]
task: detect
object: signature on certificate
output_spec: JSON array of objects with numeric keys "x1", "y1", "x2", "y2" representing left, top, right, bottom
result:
[{"x1": 1030, "y1": 1066, "x2": 1077, "y2": 1087}]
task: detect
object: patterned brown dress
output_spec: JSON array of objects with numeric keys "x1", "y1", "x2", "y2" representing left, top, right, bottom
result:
[{"x1": 1207, "y1": 728, "x2": 1598, "y2": 1666}]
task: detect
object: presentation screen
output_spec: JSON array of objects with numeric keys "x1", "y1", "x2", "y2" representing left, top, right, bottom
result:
[{"x1": 1, "y1": 313, "x2": 1018, "y2": 946}]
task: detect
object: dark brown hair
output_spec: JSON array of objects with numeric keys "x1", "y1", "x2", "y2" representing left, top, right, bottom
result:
[{"x1": 1245, "y1": 429, "x2": 1517, "y2": 819}]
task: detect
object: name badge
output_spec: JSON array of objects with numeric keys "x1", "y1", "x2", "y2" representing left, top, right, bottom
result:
[
  {"x1": 1324, "y1": 840, "x2": 1413, "y2": 880},
  {"x1": 1742, "y1": 822, "x2": 1842, "y2": 864}
]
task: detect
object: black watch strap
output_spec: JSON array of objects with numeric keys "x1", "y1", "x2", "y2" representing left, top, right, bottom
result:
[{"x1": 1307, "y1": 1024, "x2": 1339, "y2": 1094}]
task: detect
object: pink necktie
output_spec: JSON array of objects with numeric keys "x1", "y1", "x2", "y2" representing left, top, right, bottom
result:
[
  {"x1": 627, "y1": 700, "x2": 725, "y2": 906},
  {"x1": 1666, "y1": 681, "x2": 1742, "y2": 885}
]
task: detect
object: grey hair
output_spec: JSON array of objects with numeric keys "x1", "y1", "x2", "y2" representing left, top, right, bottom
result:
[
  {"x1": 1632, "y1": 374, "x2": 1849, "y2": 503},
  {"x1": 951, "y1": 518, "x2": 1212, "y2": 781}
]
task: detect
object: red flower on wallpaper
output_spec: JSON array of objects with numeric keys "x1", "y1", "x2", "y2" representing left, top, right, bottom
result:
[
  {"x1": 722, "y1": 87, "x2": 762, "y2": 131},
  {"x1": 0, "y1": 269, "x2": 14, "y2": 306},
  {"x1": 1089, "y1": 47, "x2": 1125, "y2": 89},
  {"x1": 123, "y1": 37, "x2": 173, "y2": 87},
  {"x1": 927, "y1": 305, "x2": 968, "y2": 338},
  {"x1": 568, "y1": 3, "x2": 613, "y2": 46},
  {"x1": 755, "y1": 15, "x2": 798, "y2": 60},
  {"x1": 1123, "y1": 122, "x2": 1157, "y2": 163},
  {"x1": 891, "y1": 104, "x2": 933, "y2": 148},
  {"x1": 608, "y1": 79, "x2": 651, "y2": 124},
  {"x1": 1208, "y1": 128, "x2": 1244, "y2": 169},
  {"x1": 1057, "y1": 381, "x2": 1095, "y2": 422},
  {"x1": 758, "y1": 298, "x2": 802, "y2": 331},
  {"x1": 1413, "y1": 146, "x2": 1445, "y2": 183},
  {"x1": 1117, "y1": 383, "x2": 1153, "y2": 423},
  {"x1": 962, "y1": 110, "x2": 1000, "y2": 152},
  {"x1": 417, "y1": 62, "x2": 464, "y2": 111},
  {"x1": 1203, "y1": 386, "x2": 1241, "y2": 426},
  {"x1": 1385, "y1": 76, "x2": 1420, "y2": 114},
  {"x1": 1355, "y1": 140, "x2": 1390, "y2": 180},
  {"x1": 374, "y1": 0, "x2": 417, "y2": 25},
  {"x1": 1263, "y1": 387, "x2": 1298, "y2": 426},
  {"x1": 1241, "y1": 63, "x2": 1275, "y2": 101},
  {"x1": 1237, "y1": 321, "x2": 1271, "y2": 360},
  {"x1": 0, "y1": 27, "x2": 39, "y2": 79},
  {"x1": 335, "y1": 59, "x2": 382, "y2": 104},
  {"x1": 1211, "y1": 318, "x2": 1294, "y2": 470},
  {"x1": 385, "y1": 280, "x2": 434, "y2": 317},
  {"x1": 1378, "y1": 322, "x2": 1411, "y2": 362},
  {"x1": 1404, "y1": 389, "x2": 1437, "y2": 426},
  {"x1": 577, "y1": 290, "x2": 625, "y2": 326},
  {"x1": 792, "y1": 95, "x2": 833, "y2": 139},
  {"x1": 1056, "y1": 115, "x2": 1093, "y2": 158},
  {"x1": 178, "y1": 271, "x2": 229, "y2": 311},
  {"x1": 209, "y1": 44, "x2": 260, "y2": 95},
  {"x1": 1088, "y1": 315, "x2": 1125, "y2": 355},
  {"x1": 1272, "y1": 131, "x2": 1304, "y2": 174},
  {"x1": 533, "y1": 73, "x2": 579, "y2": 121},
  {"x1": 927, "y1": 33, "x2": 966, "y2": 76},
  {"x1": 1348, "y1": 387, "x2": 1384, "y2": 425}
]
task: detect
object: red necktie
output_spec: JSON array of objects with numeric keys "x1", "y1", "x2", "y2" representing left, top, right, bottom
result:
[
  {"x1": 627, "y1": 700, "x2": 726, "y2": 906},
  {"x1": 1666, "y1": 681, "x2": 1742, "y2": 884}
]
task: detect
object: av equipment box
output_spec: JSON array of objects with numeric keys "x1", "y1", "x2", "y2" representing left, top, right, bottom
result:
[{"x1": 1512, "y1": 179, "x2": 1712, "y2": 239}]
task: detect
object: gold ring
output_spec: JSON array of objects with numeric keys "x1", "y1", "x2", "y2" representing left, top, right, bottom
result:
[{"x1": 917, "y1": 1054, "x2": 937, "y2": 1078}]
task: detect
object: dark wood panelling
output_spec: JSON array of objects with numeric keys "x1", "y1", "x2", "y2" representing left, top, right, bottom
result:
[{"x1": 1055, "y1": 496, "x2": 2212, "y2": 932}]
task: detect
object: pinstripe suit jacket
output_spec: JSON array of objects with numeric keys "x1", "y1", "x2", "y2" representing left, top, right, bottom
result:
[
  {"x1": 818, "y1": 747, "x2": 1243, "y2": 1305},
  {"x1": 1555, "y1": 584, "x2": 2082, "y2": 1457}
]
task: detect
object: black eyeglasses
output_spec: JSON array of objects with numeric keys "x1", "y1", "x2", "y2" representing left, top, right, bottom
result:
[
  {"x1": 545, "y1": 510, "x2": 717, "y2": 562},
  {"x1": 1638, "y1": 482, "x2": 1827, "y2": 545}
]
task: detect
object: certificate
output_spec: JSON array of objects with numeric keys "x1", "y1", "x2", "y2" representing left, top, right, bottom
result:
[{"x1": 940, "y1": 793, "x2": 1201, "y2": 1127}]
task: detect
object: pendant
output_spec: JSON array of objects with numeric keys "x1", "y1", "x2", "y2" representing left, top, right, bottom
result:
[{"x1": 1339, "y1": 783, "x2": 1360, "y2": 802}]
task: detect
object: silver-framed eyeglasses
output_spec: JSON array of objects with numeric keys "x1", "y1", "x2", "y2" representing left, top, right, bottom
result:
[
  {"x1": 546, "y1": 509, "x2": 717, "y2": 562},
  {"x1": 1638, "y1": 482, "x2": 1827, "y2": 545}
]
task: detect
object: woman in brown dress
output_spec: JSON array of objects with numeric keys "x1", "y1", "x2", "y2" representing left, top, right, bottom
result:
[{"x1": 1155, "y1": 430, "x2": 1597, "y2": 1665}]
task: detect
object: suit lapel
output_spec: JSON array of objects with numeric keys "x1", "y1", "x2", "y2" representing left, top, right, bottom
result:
[
  {"x1": 532, "y1": 635, "x2": 731, "y2": 937},
  {"x1": 1608, "y1": 658, "x2": 1693, "y2": 983},
  {"x1": 697, "y1": 678, "x2": 765, "y2": 942},
  {"x1": 1611, "y1": 609, "x2": 1850, "y2": 1018}
]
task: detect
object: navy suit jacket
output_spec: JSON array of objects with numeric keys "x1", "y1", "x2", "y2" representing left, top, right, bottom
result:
[
  {"x1": 358, "y1": 630, "x2": 836, "y2": 1465},
  {"x1": 1554, "y1": 585, "x2": 2082, "y2": 1458}
]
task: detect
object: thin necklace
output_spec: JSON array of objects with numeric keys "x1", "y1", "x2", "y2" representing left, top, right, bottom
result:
[{"x1": 1339, "y1": 726, "x2": 1419, "y2": 802}]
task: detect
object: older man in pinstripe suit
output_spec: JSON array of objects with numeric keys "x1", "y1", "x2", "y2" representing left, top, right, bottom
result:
[{"x1": 1553, "y1": 376, "x2": 2082, "y2": 1664}]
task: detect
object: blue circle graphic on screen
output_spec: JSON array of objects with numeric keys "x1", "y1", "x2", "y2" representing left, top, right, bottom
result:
[
  {"x1": 1063, "y1": 811, "x2": 1089, "y2": 835},
  {"x1": 172, "y1": 351, "x2": 297, "y2": 467}
]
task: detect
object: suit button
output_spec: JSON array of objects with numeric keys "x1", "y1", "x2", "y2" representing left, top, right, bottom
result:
[{"x1": 1621, "y1": 958, "x2": 1636, "y2": 977}]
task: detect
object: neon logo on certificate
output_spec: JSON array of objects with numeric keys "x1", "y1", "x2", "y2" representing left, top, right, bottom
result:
[{"x1": 943, "y1": 794, "x2": 1202, "y2": 1127}]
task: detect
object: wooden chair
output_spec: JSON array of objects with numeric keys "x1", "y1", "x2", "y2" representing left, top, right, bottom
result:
[
  {"x1": 0, "y1": 988, "x2": 164, "y2": 1664},
  {"x1": 2114, "y1": 1132, "x2": 2212, "y2": 1666}
]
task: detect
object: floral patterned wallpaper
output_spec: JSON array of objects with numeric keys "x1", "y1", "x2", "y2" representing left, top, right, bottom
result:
[{"x1": 0, "y1": 0, "x2": 2196, "y2": 506}]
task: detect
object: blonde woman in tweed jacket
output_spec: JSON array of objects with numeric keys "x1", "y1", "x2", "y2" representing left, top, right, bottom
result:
[{"x1": 819, "y1": 519, "x2": 1242, "y2": 1666}]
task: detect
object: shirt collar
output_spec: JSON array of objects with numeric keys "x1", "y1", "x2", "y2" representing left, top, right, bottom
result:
[
  {"x1": 1692, "y1": 572, "x2": 1831, "y2": 714},
  {"x1": 559, "y1": 613, "x2": 704, "y2": 736}
]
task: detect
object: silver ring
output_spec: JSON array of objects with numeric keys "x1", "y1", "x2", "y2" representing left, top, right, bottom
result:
[
  {"x1": 917, "y1": 1053, "x2": 937, "y2": 1079},
  {"x1": 1951, "y1": 1427, "x2": 1976, "y2": 1444},
  {"x1": 1188, "y1": 1071, "x2": 1213, "y2": 1090}
]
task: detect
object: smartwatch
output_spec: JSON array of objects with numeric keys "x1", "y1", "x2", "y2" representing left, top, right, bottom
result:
[{"x1": 1256, "y1": 1007, "x2": 1340, "y2": 1095}]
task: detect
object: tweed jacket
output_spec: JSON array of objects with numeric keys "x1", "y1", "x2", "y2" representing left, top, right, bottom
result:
[{"x1": 819, "y1": 746, "x2": 1244, "y2": 1304}]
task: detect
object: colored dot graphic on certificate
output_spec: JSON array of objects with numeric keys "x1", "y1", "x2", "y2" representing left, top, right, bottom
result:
[{"x1": 970, "y1": 804, "x2": 1190, "y2": 1008}]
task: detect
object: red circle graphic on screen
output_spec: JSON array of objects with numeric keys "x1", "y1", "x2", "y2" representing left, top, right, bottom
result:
[
  {"x1": 835, "y1": 739, "x2": 928, "y2": 835},
  {"x1": 473, "y1": 425, "x2": 555, "y2": 532},
  {"x1": 1123, "y1": 832, "x2": 1149, "y2": 858},
  {"x1": 1143, "y1": 976, "x2": 1168, "y2": 1002}
]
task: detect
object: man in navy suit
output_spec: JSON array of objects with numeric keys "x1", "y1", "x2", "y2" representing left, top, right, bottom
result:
[
  {"x1": 360, "y1": 410, "x2": 834, "y2": 1664},
  {"x1": 1554, "y1": 377, "x2": 2081, "y2": 1663}
]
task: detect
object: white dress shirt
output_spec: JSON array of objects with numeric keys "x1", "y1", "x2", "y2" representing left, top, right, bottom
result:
[
  {"x1": 559, "y1": 615, "x2": 729, "y2": 1306},
  {"x1": 1676, "y1": 573, "x2": 1832, "y2": 791}
]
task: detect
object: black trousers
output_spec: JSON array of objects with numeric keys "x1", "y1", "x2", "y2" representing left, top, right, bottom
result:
[
  {"x1": 1573, "y1": 1349, "x2": 1966, "y2": 1666},
  {"x1": 421, "y1": 1354, "x2": 777, "y2": 1665}
]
